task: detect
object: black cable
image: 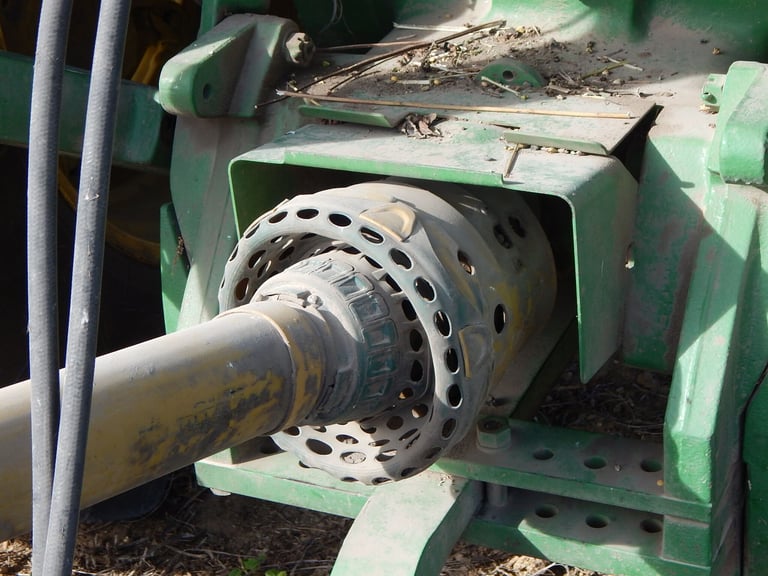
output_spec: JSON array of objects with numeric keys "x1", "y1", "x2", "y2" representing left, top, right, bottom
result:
[
  {"x1": 26, "y1": 0, "x2": 74, "y2": 573},
  {"x1": 41, "y1": 0, "x2": 132, "y2": 573}
]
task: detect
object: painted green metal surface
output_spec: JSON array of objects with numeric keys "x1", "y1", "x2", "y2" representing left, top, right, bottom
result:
[
  {"x1": 228, "y1": 119, "x2": 638, "y2": 382},
  {"x1": 153, "y1": 3, "x2": 768, "y2": 575},
  {"x1": 707, "y1": 62, "x2": 768, "y2": 186},
  {"x1": 159, "y1": 203, "x2": 189, "y2": 333},
  {"x1": 332, "y1": 474, "x2": 481, "y2": 576},
  {"x1": 158, "y1": 14, "x2": 297, "y2": 118},
  {"x1": 464, "y1": 488, "x2": 708, "y2": 576},
  {"x1": 478, "y1": 58, "x2": 546, "y2": 88},
  {"x1": 0, "y1": 51, "x2": 169, "y2": 169},
  {"x1": 745, "y1": 371, "x2": 768, "y2": 573},
  {"x1": 435, "y1": 419, "x2": 707, "y2": 522},
  {"x1": 196, "y1": 451, "x2": 375, "y2": 519},
  {"x1": 157, "y1": 14, "x2": 308, "y2": 328}
]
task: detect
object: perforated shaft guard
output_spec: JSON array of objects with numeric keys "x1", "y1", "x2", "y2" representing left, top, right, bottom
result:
[{"x1": 220, "y1": 181, "x2": 555, "y2": 484}]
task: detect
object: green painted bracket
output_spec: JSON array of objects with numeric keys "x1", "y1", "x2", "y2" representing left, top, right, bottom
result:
[
  {"x1": 707, "y1": 61, "x2": 768, "y2": 185},
  {"x1": 158, "y1": 14, "x2": 298, "y2": 118},
  {"x1": 331, "y1": 473, "x2": 481, "y2": 576},
  {"x1": 700, "y1": 74, "x2": 725, "y2": 109},
  {"x1": 229, "y1": 121, "x2": 637, "y2": 381},
  {"x1": 478, "y1": 58, "x2": 546, "y2": 87},
  {"x1": 0, "y1": 51, "x2": 169, "y2": 169}
]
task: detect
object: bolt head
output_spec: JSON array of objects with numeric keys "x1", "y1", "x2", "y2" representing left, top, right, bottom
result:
[
  {"x1": 476, "y1": 416, "x2": 512, "y2": 450},
  {"x1": 285, "y1": 32, "x2": 315, "y2": 66}
]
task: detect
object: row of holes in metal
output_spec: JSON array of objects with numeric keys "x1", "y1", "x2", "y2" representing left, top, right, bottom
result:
[{"x1": 532, "y1": 448, "x2": 663, "y2": 473}]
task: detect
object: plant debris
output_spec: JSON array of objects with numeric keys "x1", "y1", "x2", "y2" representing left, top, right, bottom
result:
[{"x1": 399, "y1": 112, "x2": 442, "y2": 138}]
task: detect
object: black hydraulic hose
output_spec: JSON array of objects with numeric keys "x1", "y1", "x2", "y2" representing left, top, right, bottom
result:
[
  {"x1": 26, "y1": 0, "x2": 74, "y2": 572},
  {"x1": 41, "y1": 0, "x2": 132, "y2": 574}
]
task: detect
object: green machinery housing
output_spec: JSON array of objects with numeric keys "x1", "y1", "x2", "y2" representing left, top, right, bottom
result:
[{"x1": 1, "y1": 1, "x2": 767, "y2": 575}]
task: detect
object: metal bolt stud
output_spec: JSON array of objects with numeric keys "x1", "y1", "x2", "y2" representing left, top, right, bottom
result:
[
  {"x1": 284, "y1": 32, "x2": 315, "y2": 66},
  {"x1": 476, "y1": 416, "x2": 512, "y2": 450}
]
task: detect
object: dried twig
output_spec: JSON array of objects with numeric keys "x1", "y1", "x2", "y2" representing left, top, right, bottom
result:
[
  {"x1": 256, "y1": 19, "x2": 506, "y2": 108},
  {"x1": 480, "y1": 75, "x2": 527, "y2": 99},
  {"x1": 276, "y1": 90, "x2": 634, "y2": 119}
]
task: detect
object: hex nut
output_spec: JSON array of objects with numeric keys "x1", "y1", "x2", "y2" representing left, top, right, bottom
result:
[
  {"x1": 476, "y1": 416, "x2": 512, "y2": 450},
  {"x1": 284, "y1": 32, "x2": 315, "y2": 66}
]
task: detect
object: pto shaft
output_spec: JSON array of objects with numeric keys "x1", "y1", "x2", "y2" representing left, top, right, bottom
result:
[{"x1": 0, "y1": 301, "x2": 327, "y2": 540}]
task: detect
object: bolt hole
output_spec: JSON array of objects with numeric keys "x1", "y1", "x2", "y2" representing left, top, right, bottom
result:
[
  {"x1": 376, "y1": 449, "x2": 397, "y2": 462},
  {"x1": 382, "y1": 274, "x2": 401, "y2": 293},
  {"x1": 340, "y1": 477, "x2": 358, "y2": 482},
  {"x1": 256, "y1": 261, "x2": 270, "y2": 278},
  {"x1": 305, "y1": 439, "x2": 332, "y2": 455},
  {"x1": 584, "y1": 456, "x2": 607, "y2": 470},
  {"x1": 387, "y1": 416, "x2": 404, "y2": 430},
  {"x1": 269, "y1": 235, "x2": 283, "y2": 245},
  {"x1": 441, "y1": 418, "x2": 457, "y2": 439},
  {"x1": 401, "y1": 467, "x2": 417, "y2": 478},
  {"x1": 279, "y1": 246, "x2": 295, "y2": 261},
  {"x1": 202, "y1": 83, "x2": 212, "y2": 100},
  {"x1": 390, "y1": 248, "x2": 413, "y2": 269},
  {"x1": 533, "y1": 448, "x2": 554, "y2": 461},
  {"x1": 360, "y1": 227, "x2": 384, "y2": 244},
  {"x1": 535, "y1": 505, "x2": 558, "y2": 519},
  {"x1": 502, "y1": 69, "x2": 516, "y2": 82},
  {"x1": 235, "y1": 278, "x2": 249, "y2": 301},
  {"x1": 364, "y1": 255, "x2": 382, "y2": 269},
  {"x1": 244, "y1": 223, "x2": 259, "y2": 238},
  {"x1": 329, "y1": 213, "x2": 351, "y2": 227},
  {"x1": 297, "y1": 208, "x2": 319, "y2": 220},
  {"x1": 269, "y1": 211, "x2": 287, "y2": 224},
  {"x1": 641, "y1": 458, "x2": 662, "y2": 473},
  {"x1": 336, "y1": 434, "x2": 358, "y2": 444},
  {"x1": 415, "y1": 277, "x2": 436, "y2": 301},
  {"x1": 434, "y1": 310, "x2": 451, "y2": 336},
  {"x1": 399, "y1": 429, "x2": 418, "y2": 441},
  {"x1": 228, "y1": 245, "x2": 239, "y2": 261},
  {"x1": 508, "y1": 216, "x2": 527, "y2": 237},
  {"x1": 641, "y1": 519, "x2": 663, "y2": 534},
  {"x1": 284, "y1": 426, "x2": 301, "y2": 437},
  {"x1": 447, "y1": 384, "x2": 462, "y2": 408},
  {"x1": 360, "y1": 424, "x2": 377, "y2": 434},
  {"x1": 409, "y1": 330, "x2": 423, "y2": 351},
  {"x1": 445, "y1": 348, "x2": 460, "y2": 373},
  {"x1": 586, "y1": 514, "x2": 609, "y2": 529},
  {"x1": 458, "y1": 250, "x2": 474, "y2": 274},
  {"x1": 369, "y1": 439, "x2": 389, "y2": 447},
  {"x1": 411, "y1": 404, "x2": 429, "y2": 418},
  {"x1": 341, "y1": 451, "x2": 366, "y2": 464},
  {"x1": 248, "y1": 250, "x2": 265, "y2": 268},
  {"x1": 402, "y1": 299, "x2": 418, "y2": 320},
  {"x1": 494, "y1": 305, "x2": 507, "y2": 334},
  {"x1": 410, "y1": 360, "x2": 424, "y2": 382},
  {"x1": 399, "y1": 387, "x2": 414, "y2": 400},
  {"x1": 372, "y1": 477, "x2": 391, "y2": 485}
]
